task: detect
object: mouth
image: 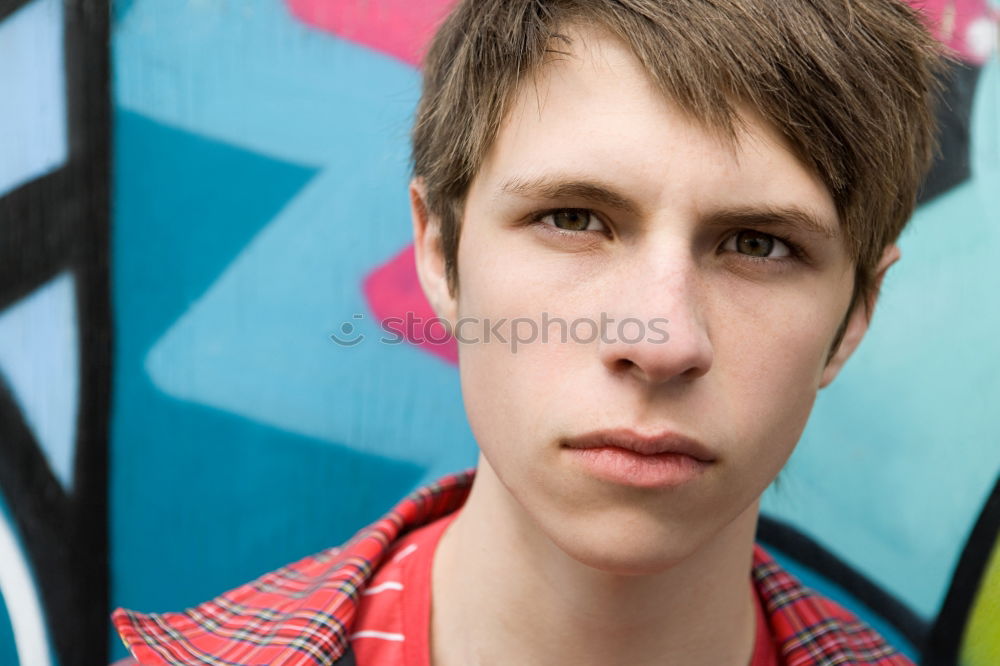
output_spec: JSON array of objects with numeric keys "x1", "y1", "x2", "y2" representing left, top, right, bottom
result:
[
  {"x1": 560, "y1": 427, "x2": 717, "y2": 462},
  {"x1": 560, "y1": 428, "x2": 715, "y2": 488}
]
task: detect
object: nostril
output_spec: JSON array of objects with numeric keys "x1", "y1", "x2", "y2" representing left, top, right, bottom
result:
[{"x1": 612, "y1": 358, "x2": 639, "y2": 375}]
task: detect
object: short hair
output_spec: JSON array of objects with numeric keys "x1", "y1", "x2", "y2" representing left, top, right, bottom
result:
[{"x1": 411, "y1": 0, "x2": 946, "y2": 318}]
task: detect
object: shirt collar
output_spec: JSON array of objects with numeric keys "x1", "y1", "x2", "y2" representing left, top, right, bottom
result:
[{"x1": 113, "y1": 467, "x2": 909, "y2": 665}]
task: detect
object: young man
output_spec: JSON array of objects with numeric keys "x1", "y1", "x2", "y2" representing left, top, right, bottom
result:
[{"x1": 114, "y1": 0, "x2": 944, "y2": 663}]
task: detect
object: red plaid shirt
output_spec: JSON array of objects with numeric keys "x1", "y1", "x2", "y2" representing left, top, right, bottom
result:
[{"x1": 113, "y1": 468, "x2": 914, "y2": 665}]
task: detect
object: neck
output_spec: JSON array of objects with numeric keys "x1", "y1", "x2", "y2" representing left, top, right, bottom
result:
[{"x1": 430, "y1": 458, "x2": 761, "y2": 666}]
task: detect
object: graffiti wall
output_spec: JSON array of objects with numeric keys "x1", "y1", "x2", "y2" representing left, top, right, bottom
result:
[
  {"x1": 0, "y1": 0, "x2": 996, "y2": 664},
  {"x1": 0, "y1": 0, "x2": 110, "y2": 664}
]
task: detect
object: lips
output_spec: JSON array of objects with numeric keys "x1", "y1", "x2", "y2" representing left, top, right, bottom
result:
[{"x1": 560, "y1": 427, "x2": 716, "y2": 463}]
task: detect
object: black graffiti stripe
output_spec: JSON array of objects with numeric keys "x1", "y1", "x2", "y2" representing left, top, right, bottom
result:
[
  {"x1": 0, "y1": 0, "x2": 32, "y2": 24},
  {"x1": 922, "y1": 474, "x2": 1000, "y2": 666},
  {"x1": 0, "y1": 0, "x2": 112, "y2": 664}
]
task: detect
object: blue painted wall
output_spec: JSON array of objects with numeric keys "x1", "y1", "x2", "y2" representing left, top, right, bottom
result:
[{"x1": 0, "y1": 0, "x2": 996, "y2": 663}]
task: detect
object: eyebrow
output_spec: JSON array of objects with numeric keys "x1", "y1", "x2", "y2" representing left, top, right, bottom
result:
[
  {"x1": 703, "y1": 205, "x2": 839, "y2": 240},
  {"x1": 495, "y1": 175, "x2": 642, "y2": 217},
  {"x1": 495, "y1": 175, "x2": 838, "y2": 240}
]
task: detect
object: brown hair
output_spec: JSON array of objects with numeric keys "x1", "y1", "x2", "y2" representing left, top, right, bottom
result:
[{"x1": 411, "y1": 0, "x2": 946, "y2": 318}]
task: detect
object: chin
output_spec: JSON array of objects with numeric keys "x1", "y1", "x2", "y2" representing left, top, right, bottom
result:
[
  {"x1": 546, "y1": 518, "x2": 703, "y2": 577},
  {"x1": 566, "y1": 541, "x2": 693, "y2": 577}
]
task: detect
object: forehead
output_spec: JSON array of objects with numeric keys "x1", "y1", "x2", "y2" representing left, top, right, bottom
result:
[{"x1": 469, "y1": 24, "x2": 838, "y2": 231}]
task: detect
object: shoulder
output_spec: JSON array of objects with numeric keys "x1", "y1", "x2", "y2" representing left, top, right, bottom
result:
[
  {"x1": 111, "y1": 542, "x2": 359, "y2": 665},
  {"x1": 752, "y1": 543, "x2": 916, "y2": 666},
  {"x1": 112, "y1": 469, "x2": 475, "y2": 665}
]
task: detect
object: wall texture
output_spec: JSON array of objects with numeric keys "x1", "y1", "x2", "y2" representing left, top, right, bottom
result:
[{"x1": 0, "y1": 0, "x2": 996, "y2": 664}]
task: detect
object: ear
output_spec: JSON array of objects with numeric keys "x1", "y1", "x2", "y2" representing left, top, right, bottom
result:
[
  {"x1": 819, "y1": 243, "x2": 901, "y2": 388},
  {"x1": 410, "y1": 177, "x2": 458, "y2": 324}
]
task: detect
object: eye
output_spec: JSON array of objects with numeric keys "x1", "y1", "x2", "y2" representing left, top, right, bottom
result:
[
  {"x1": 722, "y1": 230, "x2": 791, "y2": 259},
  {"x1": 537, "y1": 208, "x2": 608, "y2": 233}
]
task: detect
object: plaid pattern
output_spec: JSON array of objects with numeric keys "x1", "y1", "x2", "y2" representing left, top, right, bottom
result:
[{"x1": 114, "y1": 468, "x2": 914, "y2": 665}]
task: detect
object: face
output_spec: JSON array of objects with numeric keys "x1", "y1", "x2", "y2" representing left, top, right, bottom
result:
[{"x1": 412, "y1": 25, "x2": 897, "y2": 574}]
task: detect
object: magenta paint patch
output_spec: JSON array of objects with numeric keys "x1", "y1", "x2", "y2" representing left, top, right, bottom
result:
[
  {"x1": 285, "y1": 0, "x2": 997, "y2": 67},
  {"x1": 285, "y1": 0, "x2": 458, "y2": 66},
  {"x1": 362, "y1": 243, "x2": 458, "y2": 364},
  {"x1": 908, "y1": 0, "x2": 998, "y2": 64}
]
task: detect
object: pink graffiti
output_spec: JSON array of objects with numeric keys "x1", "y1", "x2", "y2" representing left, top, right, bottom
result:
[
  {"x1": 362, "y1": 244, "x2": 458, "y2": 365},
  {"x1": 908, "y1": 0, "x2": 998, "y2": 64},
  {"x1": 287, "y1": 0, "x2": 997, "y2": 68},
  {"x1": 285, "y1": 0, "x2": 458, "y2": 67}
]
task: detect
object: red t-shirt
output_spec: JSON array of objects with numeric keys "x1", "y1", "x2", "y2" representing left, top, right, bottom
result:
[{"x1": 350, "y1": 511, "x2": 779, "y2": 665}]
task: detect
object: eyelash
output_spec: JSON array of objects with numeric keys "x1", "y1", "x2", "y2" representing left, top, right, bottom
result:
[{"x1": 527, "y1": 207, "x2": 807, "y2": 264}]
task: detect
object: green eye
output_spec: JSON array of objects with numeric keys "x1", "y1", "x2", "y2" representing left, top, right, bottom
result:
[
  {"x1": 736, "y1": 230, "x2": 774, "y2": 257},
  {"x1": 725, "y1": 230, "x2": 791, "y2": 259},
  {"x1": 551, "y1": 209, "x2": 595, "y2": 231}
]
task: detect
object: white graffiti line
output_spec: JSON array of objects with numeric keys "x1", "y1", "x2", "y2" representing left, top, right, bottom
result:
[{"x1": 0, "y1": 511, "x2": 53, "y2": 666}]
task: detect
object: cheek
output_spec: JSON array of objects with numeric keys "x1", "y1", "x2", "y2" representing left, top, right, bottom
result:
[
  {"x1": 454, "y1": 229, "x2": 541, "y2": 456},
  {"x1": 710, "y1": 281, "x2": 848, "y2": 456},
  {"x1": 455, "y1": 225, "x2": 601, "y2": 468}
]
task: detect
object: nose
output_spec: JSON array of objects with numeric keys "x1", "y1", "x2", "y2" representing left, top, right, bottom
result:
[{"x1": 597, "y1": 252, "x2": 714, "y2": 386}]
